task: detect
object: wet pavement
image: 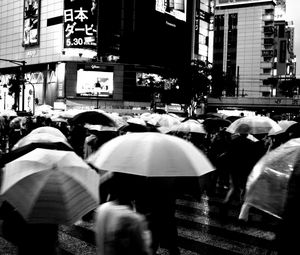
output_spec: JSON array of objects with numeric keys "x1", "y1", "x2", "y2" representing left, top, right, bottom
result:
[{"x1": 0, "y1": 190, "x2": 280, "y2": 254}]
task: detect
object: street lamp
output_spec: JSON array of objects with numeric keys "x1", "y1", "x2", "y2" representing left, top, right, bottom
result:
[{"x1": 0, "y1": 58, "x2": 26, "y2": 111}]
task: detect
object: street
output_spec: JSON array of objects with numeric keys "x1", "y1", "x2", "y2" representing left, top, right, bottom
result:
[{"x1": 0, "y1": 189, "x2": 280, "y2": 255}]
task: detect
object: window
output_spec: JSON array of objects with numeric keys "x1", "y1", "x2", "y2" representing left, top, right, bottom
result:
[
  {"x1": 278, "y1": 24, "x2": 285, "y2": 38},
  {"x1": 263, "y1": 68, "x2": 271, "y2": 74}
]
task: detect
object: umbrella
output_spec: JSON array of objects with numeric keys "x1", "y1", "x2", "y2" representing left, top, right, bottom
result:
[
  {"x1": 87, "y1": 132, "x2": 215, "y2": 177},
  {"x1": 225, "y1": 115, "x2": 242, "y2": 123},
  {"x1": 0, "y1": 109, "x2": 17, "y2": 118},
  {"x1": 0, "y1": 148, "x2": 100, "y2": 225},
  {"x1": 59, "y1": 109, "x2": 84, "y2": 119},
  {"x1": 12, "y1": 133, "x2": 71, "y2": 150},
  {"x1": 202, "y1": 117, "x2": 231, "y2": 133},
  {"x1": 285, "y1": 122, "x2": 300, "y2": 137},
  {"x1": 268, "y1": 120, "x2": 297, "y2": 136},
  {"x1": 242, "y1": 138, "x2": 300, "y2": 219},
  {"x1": 226, "y1": 116, "x2": 282, "y2": 135},
  {"x1": 29, "y1": 126, "x2": 67, "y2": 140},
  {"x1": 1, "y1": 141, "x2": 74, "y2": 166},
  {"x1": 147, "y1": 114, "x2": 181, "y2": 128},
  {"x1": 140, "y1": 112, "x2": 152, "y2": 122},
  {"x1": 127, "y1": 117, "x2": 147, "y2": 126},
  {"x1": 35, "y1": 104, "x2": 53, "y2": 113},
  {"x1": 118, "y1": 123, "x2": 158, "y2": 133},
  {"x1": 84, "y1": 124, "x2": 117, "y2": 132},
  {"x1": 70, "y1": 110, "x2": 117, "y2": 127},
  {"x1": 170, "y1": 120, "x2": 206, "y2": 134}
]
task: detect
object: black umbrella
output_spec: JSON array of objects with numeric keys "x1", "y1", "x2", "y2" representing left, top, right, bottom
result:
[
  {"x1": 70, "y1": 111, "x2": 117, "y2": 127},
  {"x1": 225, "y1": 115, "x2": 242, "y2": 123},
  {"x1": 285, "y1": 122, "x2": 300, "y2": 138},
  {"x1": 202, "y1": 117, "x2": 231, "y2": 133},
  {"x1": 118, "y1": 123, "x2": 159, "y2": 133}
]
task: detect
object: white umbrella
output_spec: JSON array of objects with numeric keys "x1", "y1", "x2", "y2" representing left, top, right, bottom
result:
[
  {"x1": 226, "y1": 116, "x2": 282, "y2": 134},
  {"x1": 127, "y1": 117, "x2": 147, "y2": 126},
  {"x1": 1, "y1": 148, "x2": 100, "y2": 225},
  {"x1": 87, "y1": 132, "x2": 215, "y2": 177},
  {"x1": 147, "y1": 114, "x2": 181, "y2": 128},
  {"x1": 29, "y1": 126, "x2": 67, "y2": 140},
  {"x1": 12, "y1": 133, "x2": 71, "y2": 150},
  {"x1": 268, "y1": 120, "x2": 297, "y2": 136},
  {"x1": 171, "y1": 120, "x2": 206, "y2": 134}
]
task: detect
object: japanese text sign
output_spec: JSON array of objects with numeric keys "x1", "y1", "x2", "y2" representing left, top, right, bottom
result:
[
  {"x1": 23, "y1": 0, "x2": 40, "y2": 47},
  {"x1": 64, "y1": 0, "x2": 98, "y2": 49}
]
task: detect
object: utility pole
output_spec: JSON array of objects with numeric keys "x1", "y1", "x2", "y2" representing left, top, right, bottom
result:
[{"x1": 0, "y1": 58, "x2": 26, "y2": 111}]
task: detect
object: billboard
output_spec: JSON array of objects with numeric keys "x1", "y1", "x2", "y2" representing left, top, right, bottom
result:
[
  {"x1": 64, "y1": 0, "x2": 98, "y2": 49},
  {"x1": 155, "y1": 0, "x2": 187, "y2": 22},
  {"x1": 23, "y1": 0, "x2": 40, "y2": 47},
  {"x1": 76, "y1": 69, "x2": 113, "y2": 97}
]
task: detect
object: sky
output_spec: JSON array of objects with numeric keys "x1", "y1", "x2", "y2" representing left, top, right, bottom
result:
[{"x1": 286, "y1": 0, "x2": 300, "y2": 76}]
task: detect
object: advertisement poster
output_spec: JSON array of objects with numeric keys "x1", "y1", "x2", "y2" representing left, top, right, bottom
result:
[
  {"x1": 155, "y1": 0, "x2": 187, "y2": 22},
  {"x1": 64, "y1": 0, "x2": 98, "y2": 49},
  {"x1": 76, "y1": 69, "x2": 113, "y2": 97},
  {"x1": 23, "y1": 0, "x2": 40, "y2": 47}
]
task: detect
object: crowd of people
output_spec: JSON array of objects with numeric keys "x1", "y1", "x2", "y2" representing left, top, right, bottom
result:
[{"x1": 0, "y1": 110, "x2": 300, "y2": 254}]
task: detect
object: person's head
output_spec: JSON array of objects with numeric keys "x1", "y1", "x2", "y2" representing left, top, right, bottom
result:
[{"x1": 236, "y1": 123, "x2": 250, "y2": 136}]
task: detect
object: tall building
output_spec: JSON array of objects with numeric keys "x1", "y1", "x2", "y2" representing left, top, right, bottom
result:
[
  {"x1": 208, "y1": 0, "x2": 299, "y2": 113},
  {"x1": 0, "y1": 0, "x2": 214, "y2": 113},
  {"x1": 213, "y1": 0, "x2": 278, "y2": 97}
]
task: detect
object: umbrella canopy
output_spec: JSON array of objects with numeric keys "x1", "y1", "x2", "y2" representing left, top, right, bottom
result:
[
  {"x1": 127, "y1": 117, "x2": 147, "y2": 126},
  {"x1": 0, "y1": 109, "x2": 17, "y2": 118},
  {"x1": 170, "y1": 120, "x2": 206, "y2": 134},
  {"x1": 243, "y1": 138, "x2": 300, "y2": 218},
  {"x1": 268, "y1": 120, "x2": 297, "y2": 136},
  {"x1": 29, "y1": 126, "x2": 67, "y2": 140},
  {"x1": 284, "y1": 122, "x2": 300, "y2": 137},
  {"x1": 202, "y1": 117, "x2": 231, "y2": 133},
  {"x1": 35, "y1": 104, "x2": 53, "y2": 113},
  {"x1": 226, "y1": 116, "x2": 282, "y2": 135},
  {"x1": 12, "y1": 133, "x2": 71, "y2": 150},
  {"x1": 70, "y1": 110, "x2": 117, "y2": 127},
  {"x1": 2, "y1": 141, "x2": 74, "y2": 166},
  {"x1": 87, "y1": 132, "x2": 215, "y2": 177},
  {"x1": 225, "y1": 115, "x2": 242, "y2": 123},
  {"x1": 118, "y1": 123, "x2": 159, "y2": 133},
  {"x1": 147, "y1": 114, "x2": 181, "y2": 128},
  {"x1": 1, "y1": 148, "x2": 100, "y2": 225}
]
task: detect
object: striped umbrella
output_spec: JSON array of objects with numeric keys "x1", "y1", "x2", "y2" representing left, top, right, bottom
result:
[{"x1": 0, "y1": 148, "x2": 100, "y2": 225}]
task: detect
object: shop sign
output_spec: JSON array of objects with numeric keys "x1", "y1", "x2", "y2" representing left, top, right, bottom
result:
[
  {"x1": 23, "y1": 0, "x2": 40, "y2": 47},
  {"x1": 63, "y1": 0, "x2": 98, "y2": 49}
]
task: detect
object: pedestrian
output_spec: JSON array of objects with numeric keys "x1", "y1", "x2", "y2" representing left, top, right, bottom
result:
[
  {"x1": 135, "y1": 178, "x2": 181, "y2": 255},
  {"x1": 219, "y1": 124, "x2": 264, "y2": 220},
  {"x1": 0, "y1": 201, "x2": 59, "y2": 255},
  {"x1": 94, "y1": 172, "x2": 152, "y2": 255}
]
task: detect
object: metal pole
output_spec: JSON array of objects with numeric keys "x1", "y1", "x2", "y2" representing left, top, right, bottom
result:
[
  {"x1": 236, "y1": 65, "x2": 239, "y2": 97},
  {"x1": 21, "y1": 61, "x2": 26, "y2": 112}
]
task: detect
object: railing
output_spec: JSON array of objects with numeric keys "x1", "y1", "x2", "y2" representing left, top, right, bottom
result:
[{"x1": 207, "y1": 96, "x2": 300, "y2": 109}]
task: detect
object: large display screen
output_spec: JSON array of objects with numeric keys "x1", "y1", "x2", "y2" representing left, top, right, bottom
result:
[
  {"x1": 76, "y1": 69, "x2": 113, "y2": 97},
  {"x1": 23, "y1": 0, "x2": 40, "y2": 47},
  {"x1": 155, "y1": 0, "x2": 187, "y2": 22},
  {"x1": 64, "y1": 0, "x2": 98, "y2": 49}
]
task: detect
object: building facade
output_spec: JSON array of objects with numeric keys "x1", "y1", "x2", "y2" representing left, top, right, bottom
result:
[
  {"x1": 208, "y1": 0, "x2": 298, "y2": 113},
  {"x1": 0, "y1": 0, "x2": 214, "y2": 114},
  {"x1": 213, "y1": 0, "x2": 277, "y2": 98}
]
